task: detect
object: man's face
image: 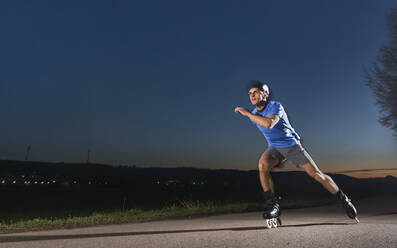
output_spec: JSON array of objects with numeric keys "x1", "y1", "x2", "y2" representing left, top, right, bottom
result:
[{"x1": 248, "y1": 88, "x2": 267, "y2": 105}]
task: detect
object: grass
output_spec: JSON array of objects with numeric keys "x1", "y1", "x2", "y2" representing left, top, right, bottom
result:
[{"x1": 0, "y1": 198, "x2": 334, "y2": 234}]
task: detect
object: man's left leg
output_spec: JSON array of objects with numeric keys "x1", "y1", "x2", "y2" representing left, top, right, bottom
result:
[
  {"x1": 286, "y1": 143, "x2": 358, "y2": 221},
  {"x1": 300, "y1": 162, "x2": 339, "y2": 194},
  {"x1": 300, "y1": 161, "x2": 358, "y2": 221}
]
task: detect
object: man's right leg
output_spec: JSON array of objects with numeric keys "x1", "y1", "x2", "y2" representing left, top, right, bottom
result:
[
  {"x1": 258, "y1": 150, "x2": 282, "y2": 219},
  {"x1": 258, "y1": 151, "x2": 280, "y2": 193}
]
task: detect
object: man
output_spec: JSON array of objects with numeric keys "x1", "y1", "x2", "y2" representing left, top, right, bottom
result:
[{"x1": 234, "y1": 81, "x2": 358, "y2": 222}]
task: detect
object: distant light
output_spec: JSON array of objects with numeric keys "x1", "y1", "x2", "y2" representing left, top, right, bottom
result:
[
  {"x1": 52, "y1": 180, "x2": 56, "y2": 183},
  {"x1": 34, "y1": 181, "x2": 38, "y2": 184},
  {"x1": 21, "y1": 175, "x2": 25, "y2": 178},
  {"x1": 12, "y1": 181, "x2": 16, "y2": 184},
  {"x1": 40, "y1": 181, "x2": 44, "y2": 185},
  {"x1": 1, "y1": 180, "x2": 5, "y2": 184}
]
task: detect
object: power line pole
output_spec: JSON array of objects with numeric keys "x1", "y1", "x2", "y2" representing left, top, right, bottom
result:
[
  {"x1": 25, "y1": 145, "x2": 31, "y2": 161},
  {"x1": 87, "y1": 149, "x2": 91, "y2": 164}
]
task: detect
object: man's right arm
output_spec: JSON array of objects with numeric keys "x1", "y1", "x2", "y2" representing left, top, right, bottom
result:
[{"x1": 248, "y1": 113, "x2": 280, "y2": 129}]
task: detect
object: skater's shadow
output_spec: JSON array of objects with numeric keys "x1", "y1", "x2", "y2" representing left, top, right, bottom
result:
[
  {"x1": 279, "y1": 222, "x2": 349, "y2": 228},
  {"x1": 230, "y1": 222, "x2": 349, "y2": 231},
  {"x1": 377, "y1": 211, "x2": 397, "y2": 216},
  {"x1": 0, "y1": 222, "x2": 349, "y2": 243}
]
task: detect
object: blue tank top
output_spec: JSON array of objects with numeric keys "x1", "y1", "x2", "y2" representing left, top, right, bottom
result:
[{"x1": 251, "y1": 101, "x2": 300, "y2": 148}]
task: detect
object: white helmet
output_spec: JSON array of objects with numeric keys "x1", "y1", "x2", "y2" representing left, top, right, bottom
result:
[
  {"x1": 262, "y1": 84, "x2": 269, "y2": 94},
  {"x1": 247, "y1": 81, "x2": 270, "y2": 95}
]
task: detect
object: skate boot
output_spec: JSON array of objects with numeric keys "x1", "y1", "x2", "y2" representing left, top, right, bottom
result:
[
  {"x1": 337, "y1": 189, "x2": 359, "y2": 223},
  {"x1": 262, "y1": 190, "x2": 282, "y2": 228}
]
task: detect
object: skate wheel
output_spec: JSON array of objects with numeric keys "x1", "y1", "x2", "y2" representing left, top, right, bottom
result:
[
  {"x1": 265, "y1": 219, "x2": 273, "y2": 229},
  {"x1": 264, "y1": 218, "x2": 279, "y2": 228},
  {"x1": 271, "y1": 218, "x2": 278, "y2": 228}
]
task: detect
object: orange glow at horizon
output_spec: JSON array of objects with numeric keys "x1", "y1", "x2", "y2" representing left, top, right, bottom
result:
[{"x1": 336, "y1": 169, "x2": 397, "y2": 179}]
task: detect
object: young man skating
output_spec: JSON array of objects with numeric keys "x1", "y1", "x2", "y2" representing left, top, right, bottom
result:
[{"x1": 234, "y1": 81, "x2": 358, "y2": 222}]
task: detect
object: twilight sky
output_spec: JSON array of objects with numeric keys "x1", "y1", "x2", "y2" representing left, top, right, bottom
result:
[{"x1": 1, "y1": 0, "x2": 396, "y2": 172}]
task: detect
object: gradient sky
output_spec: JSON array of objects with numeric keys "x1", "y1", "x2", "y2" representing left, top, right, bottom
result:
[{"x1": 1, "y1": 0, "x2": 396, "y2": 172}]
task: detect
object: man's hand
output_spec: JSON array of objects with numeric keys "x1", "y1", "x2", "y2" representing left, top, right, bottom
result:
[{"x1": 234, "y1": 107, "x2": 251, "y2": 117}]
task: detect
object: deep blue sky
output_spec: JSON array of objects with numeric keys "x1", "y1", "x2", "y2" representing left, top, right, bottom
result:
[{"x1": 1, "y1": 0, "x2": 396, "y2": 172}]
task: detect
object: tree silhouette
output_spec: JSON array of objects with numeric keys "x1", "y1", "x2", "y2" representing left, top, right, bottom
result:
[{"x1": 365, "y1": 7, "x2": 397, "y2": 137}]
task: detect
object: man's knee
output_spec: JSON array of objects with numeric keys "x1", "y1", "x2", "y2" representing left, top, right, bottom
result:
[
  {"x1": 302, "y1": 163, "x2": 323, "y2": 180},
  {"x1": 308, "y1": 169, "x2": 326, "y2": 182},
  {"x1": 258, "y1": 156, "x2": 278, "y2": 173},
  {"x1": 258, "y1": 161, "x2": 271, "y2": 173}
]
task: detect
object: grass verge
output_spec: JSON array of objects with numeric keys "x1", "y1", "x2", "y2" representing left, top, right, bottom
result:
[{"x1": 0, "y1": 198, "x2": 334, "y2": 234}]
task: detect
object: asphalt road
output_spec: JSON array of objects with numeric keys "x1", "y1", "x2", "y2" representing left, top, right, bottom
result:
[{"x1": 1, "y1": 197, "x2": 396, "y2": 248}]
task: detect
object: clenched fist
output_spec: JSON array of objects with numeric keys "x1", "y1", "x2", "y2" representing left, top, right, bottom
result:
[{"x1": 234, "y1": 107, "x2": 251, "y2": 117}]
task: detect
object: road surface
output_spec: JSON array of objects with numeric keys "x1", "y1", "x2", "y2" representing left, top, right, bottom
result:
[{"x1": 1, "y1": 197, "x2": 396, "y2": 248}]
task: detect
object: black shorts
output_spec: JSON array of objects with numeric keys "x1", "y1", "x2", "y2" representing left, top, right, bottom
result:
[{"x1": 265, "y1": 143, "x2": 315, "y2": 167}]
